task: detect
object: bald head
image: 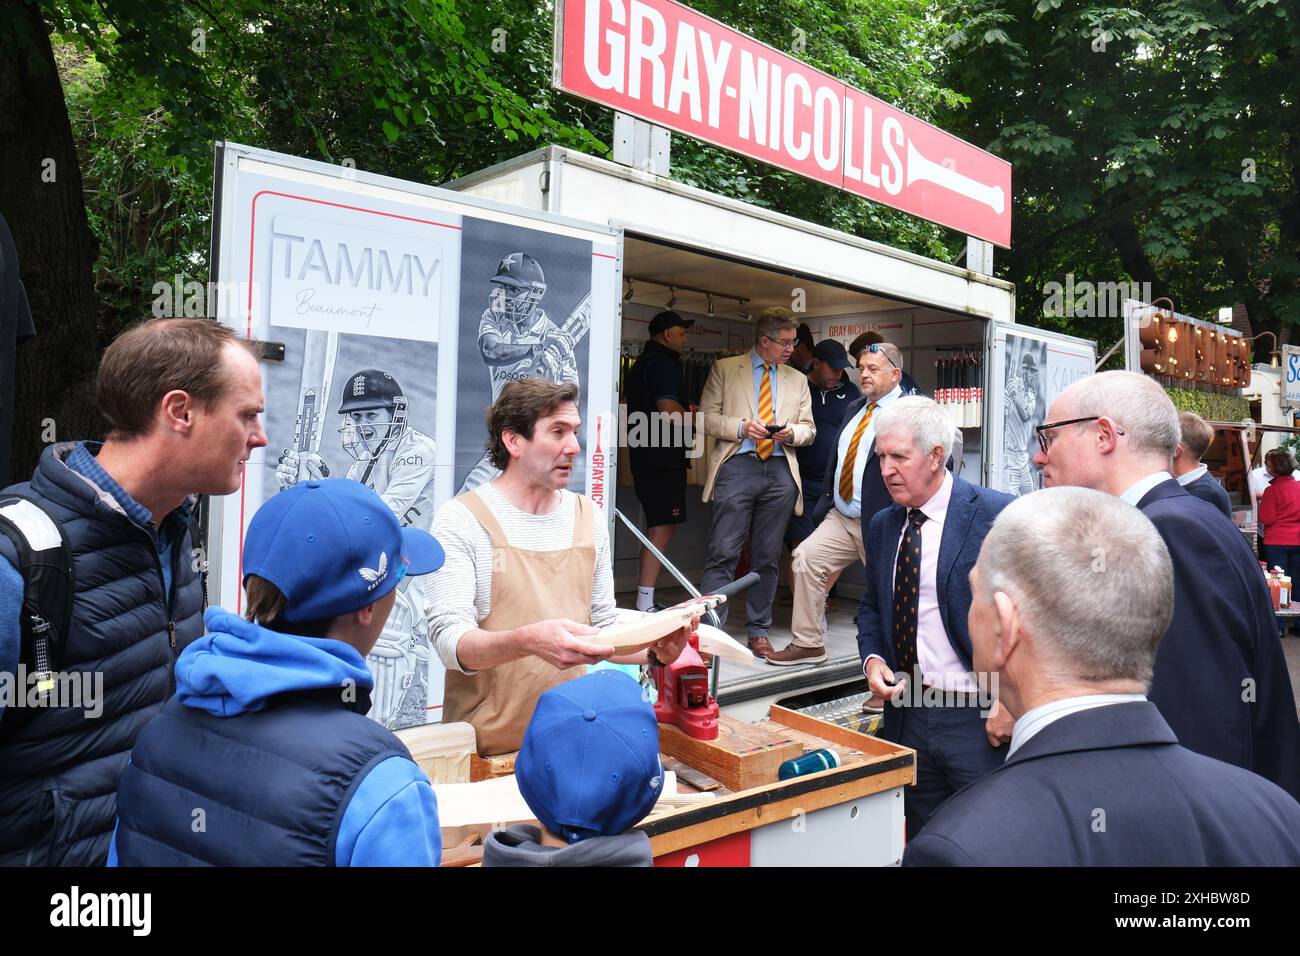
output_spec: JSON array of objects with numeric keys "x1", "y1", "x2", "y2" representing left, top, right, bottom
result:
[
  {"x1": 969, "y1": 487, "x2": 1173, "y2": 711},
  {"x1": 1034, "y1": 371, "x2": 1180, "y2": 494}
]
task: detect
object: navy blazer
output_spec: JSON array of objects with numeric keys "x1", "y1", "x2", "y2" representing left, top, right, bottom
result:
[
  {"x1": 856, "y1": 476, "x2": 1014, "y2": 742},
  {"x1": 1183, "y1": 472, "x2": 1232, "y2": 519},
  {"x1": 1137, "y1": 479, "x2": 1300, "y2": 797},
  {"x1": 903, "y1": 701, "x2": 1300, "y2": 866}
]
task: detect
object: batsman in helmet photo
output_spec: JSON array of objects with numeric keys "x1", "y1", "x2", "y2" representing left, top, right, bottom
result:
[
  {"x1": 1003, "y1": 346, "x2": 1046, "y2": 496},
  {"x1": 459, "y1": 251, "x2": 591, "y2": 493},
  {"x1": 276, "y1": 367, "x2": 438, "y2": 729}
]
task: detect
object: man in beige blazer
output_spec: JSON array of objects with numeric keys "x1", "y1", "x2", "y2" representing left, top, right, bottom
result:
[{"x1": 699, "y1": 308, "x2": 815, "y2": 657}]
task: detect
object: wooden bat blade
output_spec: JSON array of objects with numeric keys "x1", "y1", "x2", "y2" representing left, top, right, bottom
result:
[{"x1": 597, "y1": 595, "x2": 724, "y2": 651}]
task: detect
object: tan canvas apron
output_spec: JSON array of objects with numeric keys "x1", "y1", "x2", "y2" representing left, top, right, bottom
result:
[{"x1": 441, "y1": 488, "x2": 596, "y2": 755}]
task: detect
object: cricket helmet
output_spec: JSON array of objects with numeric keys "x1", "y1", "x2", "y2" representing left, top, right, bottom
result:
[
  {"x1": 337, "y1": 369, "x2": 408, "y2": 461},
  {"x1": 489, "y1": 253, "x2": 546, "y2": 323}
]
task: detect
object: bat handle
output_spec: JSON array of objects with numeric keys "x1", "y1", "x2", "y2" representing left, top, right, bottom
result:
[{"x1": 711, "y1": 572, "x2": 761, "y2": 604}]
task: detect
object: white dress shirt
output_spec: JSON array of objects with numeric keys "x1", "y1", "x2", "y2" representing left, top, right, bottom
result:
[
  {"x1": 1119, "y1": 471, "x2": 1173, "y2": 507},
  {"x1": 1176, "y1": 464, "x2": 1207, "y2": 487},
  {"x1": 833, "y1": 383, "x2": 902, "y2": 518},
  {"x1": 1007, "y1": 694, "x2": 1148, "y2": 757},
  {"x1": 865, "y1": 471, "x2": 977, "y2": 692}
]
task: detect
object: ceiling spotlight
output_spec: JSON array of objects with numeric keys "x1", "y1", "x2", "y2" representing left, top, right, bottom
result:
[
  {"x1": 667, "y1": 286, "x2": 678, "y2": 309},
  {"x1": 707, "y1": 293, "x2": 714, "y2": 318},
  {"x1": 624, "y1": 280, "x2": 634, "y2": 302}
]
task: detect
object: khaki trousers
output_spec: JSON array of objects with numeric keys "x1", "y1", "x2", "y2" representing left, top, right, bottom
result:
[{"x1": 790, "y1": 508, "x2": 865, "y2": 649}]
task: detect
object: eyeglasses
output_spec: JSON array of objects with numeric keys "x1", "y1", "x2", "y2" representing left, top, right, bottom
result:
[
  {"x1": 1034, "y1": 416, "x2": 1126, "y2": 455},
  {"x1": 764, "y1": 335, "x2": 797, "y2": 350},
  {"x1": 865, "y1": 342, "x2": 899, "y2": 370}
]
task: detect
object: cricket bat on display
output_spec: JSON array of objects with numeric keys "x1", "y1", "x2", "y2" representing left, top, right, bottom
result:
[{"x1": 292, "y1": 329, "x2": 339, "y2": 457}]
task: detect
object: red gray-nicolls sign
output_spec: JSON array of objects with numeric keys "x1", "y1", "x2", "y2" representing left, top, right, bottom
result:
[{"x1": 554, "y1": 0, "x2": 1012, "y2": 247}]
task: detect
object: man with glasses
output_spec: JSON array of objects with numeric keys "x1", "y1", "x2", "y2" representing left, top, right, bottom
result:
[
  {"x1": 1032, "y1": 370, "x2": 1299, "y2": 798},
  {"x1": 699, "y1": 308, "x2": 816, "y2": 657},
  {"x1": 769, "y1": 342, "x2": 907, "y2": 667}
]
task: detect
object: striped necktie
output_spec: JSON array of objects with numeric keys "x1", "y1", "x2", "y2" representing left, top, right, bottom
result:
[
  {"x1": 756, "y1": 363, "x2": 775, "y2": 460},
  {"x1": 893, "y1": 508, "x2": 927, "y2": 677},
  {"x1": 837, "y1": 402, "x2": 878, "y2": 503}
]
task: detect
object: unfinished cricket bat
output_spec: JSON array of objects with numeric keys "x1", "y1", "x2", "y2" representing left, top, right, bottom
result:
[{"x1": 596, "y1": 594, "x2": 728, "y2": 652}]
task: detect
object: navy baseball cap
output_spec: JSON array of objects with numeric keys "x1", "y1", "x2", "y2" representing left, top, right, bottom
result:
[
  {"x1": 242, "y1": 479, "x2": 445, "y2": 623},
  {"x1": 648, "y1": 310, "x2": 694, "y2": 337},
  {"x1": 813, "y1": 339, "x2": 853, "y2": 370},
  {"x1": 516, "y1": 671, "x2": 664, "y2": 843}
]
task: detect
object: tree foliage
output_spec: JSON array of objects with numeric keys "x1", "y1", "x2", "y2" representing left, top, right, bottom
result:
[
  {"x1": 40, "y1": 0, "x2": 969, "y2": 342},
  {"x1": 937, "y1": 0, "x2": 1300, "y2": 349}
]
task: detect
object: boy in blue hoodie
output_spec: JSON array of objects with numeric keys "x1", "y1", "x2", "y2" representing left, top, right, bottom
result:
[{"x1": 108, "y1": 478, "x2": 446, "y2": 866}]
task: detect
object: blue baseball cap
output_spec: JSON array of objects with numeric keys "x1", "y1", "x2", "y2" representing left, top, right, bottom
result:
[
  {"x1": 242, "y1": 479, "x2": 445, "y2": 623},
  {"x1": 516, "y1": 671, "x2": 664, "y2": 843}
]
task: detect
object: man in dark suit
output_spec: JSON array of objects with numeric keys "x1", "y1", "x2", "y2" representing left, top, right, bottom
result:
[
  {"x1": 1173, "y1": 410, "x2": 1232, "y2": 518},
  {"x1": 905, "y1": 487, "x2": 1300, "y2": 866},
  {"x1": 857, "y1": 396, "x2": 1015, "y2": 835},
  {"x1": 1034, "y1": 371, "x2": 1299, "y2": 798}
]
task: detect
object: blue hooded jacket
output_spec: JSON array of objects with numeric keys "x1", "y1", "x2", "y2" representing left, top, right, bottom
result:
[{"x1": 108, "y1": 607, "x2": 441, "y2": 866}]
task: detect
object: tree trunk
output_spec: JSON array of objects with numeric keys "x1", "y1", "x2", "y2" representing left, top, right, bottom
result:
[
  {"x1": 0, "y1": 2, "x2": 103, "y2": 483},
  {"x1": 1106, "y1": 217, "x2": 1169, "y2": 304}
]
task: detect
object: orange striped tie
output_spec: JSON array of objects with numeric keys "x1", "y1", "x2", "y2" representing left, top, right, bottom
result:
[
  {"x1": 756, "y1": 363, "x2": 775, "y2": 460},
  {"x1": 837, "y1": 402, "x2": 877, "y2": 503}
]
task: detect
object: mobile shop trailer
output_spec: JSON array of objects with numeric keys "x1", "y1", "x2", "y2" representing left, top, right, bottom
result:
[
  {"x1": 446, "y1": 145, "x2": 1095, "y2": 709},
  {"x1": 205, "y1": 140, "x2": 1094, "y2": 729}
]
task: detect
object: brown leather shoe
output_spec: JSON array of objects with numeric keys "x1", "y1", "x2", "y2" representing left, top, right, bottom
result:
[
  {"x1": 861, "y1": 693, "x2": 885, "y2": 713},
  {"x1": 766, "y1": 642, "x2": 828, "y2": 666},
  {"x1": 748, "y1": 636, "x2": 775, "y2": 659}
]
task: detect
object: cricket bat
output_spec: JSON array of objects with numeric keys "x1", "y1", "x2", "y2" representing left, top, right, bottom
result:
[
  {"x1": 596, "y1": 596, "x2": 757, "y2": 667},
  {"x1": 291, "y1": 329, "x2": 339, "y2": 462},
  {"x1": 536, "y1": 292, "x2": 591, "y2": 381}
]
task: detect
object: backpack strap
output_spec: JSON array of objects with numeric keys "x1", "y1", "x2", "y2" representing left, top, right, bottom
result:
[{"x1": 0, "y1": 495, "x2": 74, "y2": 703}]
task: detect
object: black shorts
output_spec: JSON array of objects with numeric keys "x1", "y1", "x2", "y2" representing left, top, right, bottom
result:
[{"x1": 633, "y1": 469, "x2": 687, "y2": 527}]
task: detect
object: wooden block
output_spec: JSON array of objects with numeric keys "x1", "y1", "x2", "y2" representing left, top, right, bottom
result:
[
  {"x1": 469, "y1": 750, "x2": 518, "y2": 782},
  {"x1": 394, "y1": 722, "x2": 476, "y2": 784},
  {"x1": 663, "y1": 757, "x2": 723, "y2": 793},
  {"x1": 767, "y1": 705, "x2": 903, "y2": 758},
  {"x1": 658, "y1": 715, "x2": 802, "y2": 792}
]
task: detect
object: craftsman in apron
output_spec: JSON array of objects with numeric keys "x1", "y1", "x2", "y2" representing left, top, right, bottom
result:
[{"x1": 442, "y1": 488, "x2": 596, "y2": 755}]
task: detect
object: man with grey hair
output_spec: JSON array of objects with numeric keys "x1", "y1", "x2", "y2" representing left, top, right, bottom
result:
[
  {"x1": 698, "y1": 307, "x2": 816, "y2": 655},
  {"x1": 856, "y1": 396, "x2": 1015, "y2": 835},
  {"x1": 905, "y1": 488, "x2": 1300, "y2": 866},
  {"x1": 1033, "y1": 370, "x2": 1299, "y2": 797}
]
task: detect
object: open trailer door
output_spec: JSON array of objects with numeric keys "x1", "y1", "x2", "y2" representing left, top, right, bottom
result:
[{"x1": 985, "y1": 321, "x2": 1096, "y2": 495}]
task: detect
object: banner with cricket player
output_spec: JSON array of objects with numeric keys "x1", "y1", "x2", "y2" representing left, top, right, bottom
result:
[
  {"x1": 208, "y1": 143, "x2": 619, "y2": 730},
  {"x1": 986, "y1": 322, "x2": 1095, "y2": 495}
]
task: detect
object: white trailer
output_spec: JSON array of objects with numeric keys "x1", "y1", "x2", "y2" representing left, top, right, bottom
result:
[{"x1": 447, "y1": 145, "x2": 1094, "y2": 707}]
